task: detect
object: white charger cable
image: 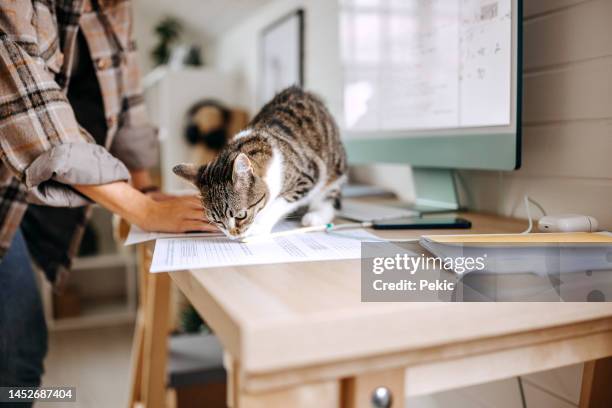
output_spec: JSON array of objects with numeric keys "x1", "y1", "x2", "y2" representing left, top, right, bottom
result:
[{"x1": 521, "y1": 195, "x2": 547, "y2": 234}]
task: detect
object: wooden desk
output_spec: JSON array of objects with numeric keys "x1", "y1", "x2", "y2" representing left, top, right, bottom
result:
[{"x1": 170, "y1": 213, "x2": 612, "y2": 408}]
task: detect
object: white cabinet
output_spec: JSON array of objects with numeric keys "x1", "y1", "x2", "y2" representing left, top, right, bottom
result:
[{"x1": 143, "y1": 67, "x2": 240, "y2": 192}]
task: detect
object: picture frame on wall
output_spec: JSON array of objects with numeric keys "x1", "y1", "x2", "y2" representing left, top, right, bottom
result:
[{"x1": 259, "y1": 9, "x2": 304, "y2": 107}]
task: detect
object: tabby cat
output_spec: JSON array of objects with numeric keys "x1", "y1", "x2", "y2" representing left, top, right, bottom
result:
[{"x1": 174, "y1": 86, "x2": 347, "y2": 239}]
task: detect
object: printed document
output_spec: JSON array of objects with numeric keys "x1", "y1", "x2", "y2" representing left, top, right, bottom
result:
[{"x1": 150, "y1": 222, "x2": 380, "y2": 273}]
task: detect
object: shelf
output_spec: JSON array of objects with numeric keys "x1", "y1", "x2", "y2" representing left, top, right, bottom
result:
[
  {"x1": 51, "y1": 299, "x2": 136, "y2": 331},
  {"x1": 72, "y1": 253, "x2": 135, "y2": 270},
  {"x1": 40, "y1": 206, "x2": 138, "y2": 331}
]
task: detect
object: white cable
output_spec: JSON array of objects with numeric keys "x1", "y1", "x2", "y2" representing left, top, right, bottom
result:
[
  {"x1": 530, "y1": 197, "x2": 547, "y2": 217},
  {"x1": 521, "y1": 195, "x2": 547, "y2": 234},
  {"x1": 522, "y1": 195, "x2": 533, "y2": 234}
]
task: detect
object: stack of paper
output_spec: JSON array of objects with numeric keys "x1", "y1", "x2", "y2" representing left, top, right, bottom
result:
[{"x1": 130, "y1": 221, "x2": 380, "y2": 273}]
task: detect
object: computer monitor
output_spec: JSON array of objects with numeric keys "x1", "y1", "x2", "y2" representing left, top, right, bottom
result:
[{"x1": 339, "y1": 0, "x2": 522, "y2": 210}]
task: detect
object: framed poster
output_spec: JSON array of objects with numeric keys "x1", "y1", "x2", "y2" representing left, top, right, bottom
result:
[{"x1": 259, "y1": 9, "x2": 304, "y2": 106}]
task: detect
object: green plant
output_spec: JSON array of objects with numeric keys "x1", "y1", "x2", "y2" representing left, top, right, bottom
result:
[
  {"x1": 151, "y1": 17, "x2": 182, "y2": 66},
  {"x1": 180, "y1": 304, "x2": 211, "y2": 334}
]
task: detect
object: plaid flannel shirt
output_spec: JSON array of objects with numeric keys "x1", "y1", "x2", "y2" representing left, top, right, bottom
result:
[{"x1": 0, "y1": 0, "x2": 157, "y2": 285}]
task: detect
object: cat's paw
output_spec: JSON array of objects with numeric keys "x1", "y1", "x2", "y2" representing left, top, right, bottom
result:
[{"x1": 301, "y1": 211, "x2": 333, "y2": 227}]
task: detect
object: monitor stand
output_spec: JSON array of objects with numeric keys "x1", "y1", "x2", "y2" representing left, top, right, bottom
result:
[
  {"x1": 410, "y1": 168, "x2": 460, "y2": 213},
  {"x1": 338, "y1": 169, "x2": 460, "y2": 222}
]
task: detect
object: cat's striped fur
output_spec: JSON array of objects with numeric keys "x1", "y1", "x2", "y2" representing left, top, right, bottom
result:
[{"x1": 174, "y1": 86, "x2": 347, "y2": 238}]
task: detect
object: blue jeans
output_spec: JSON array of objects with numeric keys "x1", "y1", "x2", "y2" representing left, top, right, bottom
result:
[{"x1": 0, "y1": 230, "x2": 48, "y2": 394}]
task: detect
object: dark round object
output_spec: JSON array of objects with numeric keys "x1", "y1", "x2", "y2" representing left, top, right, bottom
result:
[
  {"x1": 587, "y1": 290, "x2": 606, "y2": 302},
  {"x1": 371, "y1": 386, "x2": 393, "y2": 408},
  {"x1": 184, "y1": 100, "x2": 231, "y2": 150}
]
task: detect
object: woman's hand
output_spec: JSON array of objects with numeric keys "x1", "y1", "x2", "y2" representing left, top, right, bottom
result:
[
  {"x1": 141, "y1": 195, "x2": 217, "y2": 233},
  {"x1": 144, "y1": 190, "x2": 175, "y2": 202},
  {"x1": 74, "y1": 182, "x2": 217, "y2": 233}
]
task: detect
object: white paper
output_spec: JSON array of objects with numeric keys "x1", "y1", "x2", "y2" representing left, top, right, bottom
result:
[
  {"x1": 124, "y1": 224, "x2": 224, "y2": 246},
  {"x1": 125, "y1": 216, "x2": 304, "y2": 246},
  {"x1": 149, "y1": 222, "x2": 380, "y2": 273}
]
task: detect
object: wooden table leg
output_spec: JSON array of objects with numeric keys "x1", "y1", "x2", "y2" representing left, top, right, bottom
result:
[
  {"x1": 341, "y1": 368, "x2": 405, "y2": 408},
  {"x1": 224, "y1": 352, "x2": 238, "y2": 408},
  {"x1": 141, "y1": 271, "x2": 172, "y2": 408},
  {"x1": 580, "y1": 356, "x2": 612, "y2": 408},
  {"x1": 129, "y1": 243, "x2": 151, "y2": 407},
  {"x1": 128, "y1": 311, "x2": 145, "y2": 405},
  {"x1": 129, "y1": 243, "x2": 157, "y2": 407}
]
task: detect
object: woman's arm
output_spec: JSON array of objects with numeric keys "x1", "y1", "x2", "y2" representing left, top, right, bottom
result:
[
  {"x1": 74, "y1": 182, "x2": 216, "y2": 233},
  {"x1": 130, "y1": 169, "x2": 155, "y2": 191}
]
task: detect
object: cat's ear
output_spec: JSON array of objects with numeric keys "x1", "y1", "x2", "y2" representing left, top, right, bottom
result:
[
  {"x1": 173, "y1": 163, "x2": 200, "y2": 185},
  {"x1": 232, "y1": 153, "x2": 253, "y2": 184}
]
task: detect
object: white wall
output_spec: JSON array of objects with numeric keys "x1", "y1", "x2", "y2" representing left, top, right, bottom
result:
[
  {"x1": 213, "y1": 0, "x2": 343, "y2": 117},
  {"x1": 460, "y1": 0, "x2": 612, "y2": 231}
]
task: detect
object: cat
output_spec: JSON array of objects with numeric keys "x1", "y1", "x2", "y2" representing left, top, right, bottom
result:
[{"x1": 173, "y1": 86, "x2": 347, "y2": 239}]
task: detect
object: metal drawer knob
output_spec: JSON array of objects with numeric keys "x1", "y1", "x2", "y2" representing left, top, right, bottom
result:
[{"x1": 371, "y1": 386, "x2": 392, "y2": 408}]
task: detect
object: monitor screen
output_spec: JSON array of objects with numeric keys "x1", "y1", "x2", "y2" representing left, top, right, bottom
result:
[{"x1": 340, "y1": 0, "x2": 516, "y2": 136}]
